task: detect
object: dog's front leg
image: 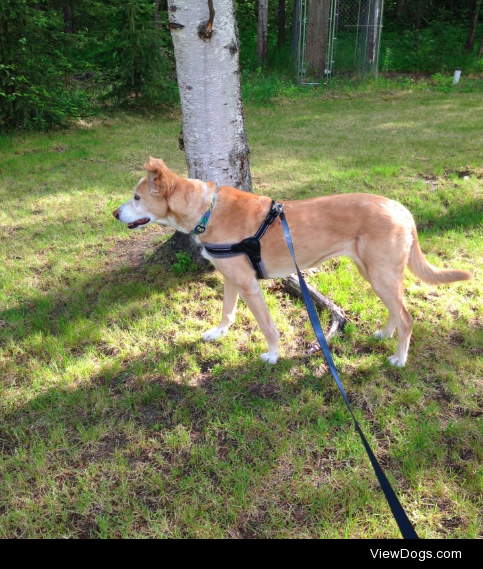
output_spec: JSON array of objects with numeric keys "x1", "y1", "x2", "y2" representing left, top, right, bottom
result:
[
  {"x1": 203, "y1": 278, "x2": 239, "y2": 342},
  {"x1": 237, "y1": 278, "x2": 280, "y2": 364}
]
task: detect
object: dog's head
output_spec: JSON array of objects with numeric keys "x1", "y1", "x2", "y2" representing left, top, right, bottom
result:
[
  {"x1": 113, "y1": 158, "x2": 215, "y2": 233},
  {"x1": 113, "y1": 158, "x2": 174, "y2": 230}
]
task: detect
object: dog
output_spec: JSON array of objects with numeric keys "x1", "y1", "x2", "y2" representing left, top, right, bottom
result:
[{"x1": 113, "y1": 158, "x2": 472, "y2": 367}]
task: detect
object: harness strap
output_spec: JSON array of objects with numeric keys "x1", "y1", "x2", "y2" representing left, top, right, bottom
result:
[
  {"x1": 280, "y1": 209, "x2": 419, "y2": 540},
  {"x1": 202, "y1": 200, "x2": 284, "y2": 280}
]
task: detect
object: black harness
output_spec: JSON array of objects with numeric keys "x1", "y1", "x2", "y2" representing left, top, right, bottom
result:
[{"x1": 201, "y1": 200, "x2": 285, "y2": 280}]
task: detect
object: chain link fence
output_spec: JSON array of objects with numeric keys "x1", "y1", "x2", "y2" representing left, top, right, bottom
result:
[
  {"x1": 296, "y1": 0, "x2": 384, "y2": 85},
  {"x1": 336, "y1": 0, "x2": 384, "y2": 77}
]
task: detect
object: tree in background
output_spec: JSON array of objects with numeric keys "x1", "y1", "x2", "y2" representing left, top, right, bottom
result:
[
  {"x1": 167, "y1": 0, "x2": 252, "y2": 192},
  {"x1": 0, "y1": 0, "x2": 78, "y2": 130},
  {"x1": 466, "y1": 0, "x2": 482, "y2": 52},
  {"x1": 102, "y1": 0, "x2": 172, "y2": 105},
  {"x1": 278, "y1": 0, "x2": 287, "y2": 48},
  {"x1": 1, "y1": 0, "x2": 483, "y2": 132},
  {"x1": 258, "y1": 0, "x2": 269, "y2": 63},
  {"x1": 365, "y1": 0, "x2": 384, "y2": 71},
  {"x1": 305, "y1": 0, "x2": 331, "y2": 80},
  {"x1": 291, "y1": 0, "x2": 301, "y2": 58}
]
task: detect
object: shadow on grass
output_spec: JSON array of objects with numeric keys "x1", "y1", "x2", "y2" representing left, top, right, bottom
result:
[
  {"x1": 1, "y1": 230, "x2": 480, "y2": 538},
  {"x1": 0, "y1": 235, "x2": 214, "y2": 348},
  {"x1": 2, "y1": 315, "x2": 480, "y2": 539},
  {"x1": 1, "y1": 184, "x2": 478, "y2": 361},
  {"x1": 411, "y1": 198, "x2": 483, "y2": 234}
]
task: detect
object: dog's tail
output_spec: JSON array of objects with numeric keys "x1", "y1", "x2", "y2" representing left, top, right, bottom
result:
[{"x1": 408, "y1": 227, "x2": 473, "y2": 285}]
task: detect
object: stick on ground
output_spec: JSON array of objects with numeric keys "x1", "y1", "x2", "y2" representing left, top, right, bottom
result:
[{"x1": 282, "y1": 273, "x2": 349, "y2": 347}]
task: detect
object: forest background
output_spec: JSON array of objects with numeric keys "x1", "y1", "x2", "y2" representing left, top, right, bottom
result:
[{"x1": 1, "y1": 0, "x2": 483, "y2": 131}]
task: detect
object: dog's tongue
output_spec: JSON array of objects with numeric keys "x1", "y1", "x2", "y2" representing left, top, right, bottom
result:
[{"x1": 128, "y1": 218, "x2": 150, "y2": 229}]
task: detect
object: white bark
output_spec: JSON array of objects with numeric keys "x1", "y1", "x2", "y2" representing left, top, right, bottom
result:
[{"x1": 167, "y1": 0, "x2": 252, "y2": 192}]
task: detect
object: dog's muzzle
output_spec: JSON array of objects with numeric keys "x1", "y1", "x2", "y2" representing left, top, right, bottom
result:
[{"x1": 113, "y1": 208, "x2": 150, "y2": 229}]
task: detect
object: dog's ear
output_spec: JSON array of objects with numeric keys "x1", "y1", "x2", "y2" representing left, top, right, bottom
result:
[
  {"x1": 143, "y1": 162, "x2": 163, "y2": 195},
  {"x1": 149, "y1": 157, "x2": 167, "y2": 169},
  {"x1": 144, "y1": 162, "x2": 158, "y2": 173}
]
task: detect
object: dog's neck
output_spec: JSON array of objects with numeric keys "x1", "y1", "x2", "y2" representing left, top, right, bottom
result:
[{"x1": 164, "y1": 176, "x2": 216, "y2": 234}]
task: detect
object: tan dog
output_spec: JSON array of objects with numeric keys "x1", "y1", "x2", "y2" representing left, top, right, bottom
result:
[{"x1": 114, "y1": 158, "x2": 472, "y2": 367}]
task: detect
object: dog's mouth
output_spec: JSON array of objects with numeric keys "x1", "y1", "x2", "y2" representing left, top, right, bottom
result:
[{"x1": 128, "y1": 218, "x2": 151, "y2": 230}]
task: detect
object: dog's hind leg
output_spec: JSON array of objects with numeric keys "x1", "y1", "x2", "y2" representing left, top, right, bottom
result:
[
  {"x1": 203, "y1": 278, "x2": 239, "y2": 342},
  {"x1": 352, "y1": 258, "x2": 398, "y2": 340},
  {"x1": 237, "y1": 278, "x2": 280, "y2": 364},
  {"x1": 368, "y1": 270, "x2": 413, "y2": 367}
]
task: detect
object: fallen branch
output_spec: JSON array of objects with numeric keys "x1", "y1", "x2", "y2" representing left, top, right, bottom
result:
[{"x1": 281, "y1": 273, "x2": 350, "y2": 346}]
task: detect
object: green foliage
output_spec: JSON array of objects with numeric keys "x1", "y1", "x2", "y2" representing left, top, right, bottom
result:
[
  {"x1": 0, "y1": 0, "x2": 176, "y2": 131},
  {"x1": 1, "y1": 0, "x2": 482, "y2": 131},
  {"x1": 241, "y1": 68, "x2": 300, "y2": 105},
  {"x1": 100, "y1": 0, "x2": 176, "y2": 107},
  {"x1": 172, "y1": 252, "x2": 199, "y2": 276},
  {"x1": 236, "y1": 0, "x2": 295, "y2": 73},
  {"x1": 381, "y1": 23, "x2": 482, "y2": 74},
  {"x1": 0, "y1": 0, "x2": 88, "y2": 130}
]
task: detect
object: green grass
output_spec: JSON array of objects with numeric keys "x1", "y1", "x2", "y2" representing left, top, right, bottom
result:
[{"x1": 1, "y1": 87, "x2": 482, "y2": 539}]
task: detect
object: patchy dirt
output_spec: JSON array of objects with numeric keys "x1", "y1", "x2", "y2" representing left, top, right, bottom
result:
[
  {"x1": 447, "y1": 167, "x2": 483, "y2": 179},
  {"x1": 66, "y1": 513, "x2": 101, "y2": 539},
  {"x1": 80, "y1": 434, "x2": 128, "y2": 465},
  {"x1": 111, "y1": 226, "x2": 213, "y2": 275},
  {"x1": 111, "y1": 227, "x2": 173, "y2": 269},
  {"x1": 247, "y1": 381, "x2": 283, "y2": 401}
]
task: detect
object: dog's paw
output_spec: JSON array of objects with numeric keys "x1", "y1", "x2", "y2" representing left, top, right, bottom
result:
[
  {"x1": 203, "y1": 328, "x2": 226, "y2": 342},
  {"x1": 261, "y1": 352, "x2": 279, "y2": 365},
  {"x1": 374, "y1": 330, "x2": 387, "y2": 340},
  {"x1": 374, "y1": 330, "x2": 396, "y2": 340},
  {"x1": 388, "y1": 355, "x2": 406, "y2": 368}
]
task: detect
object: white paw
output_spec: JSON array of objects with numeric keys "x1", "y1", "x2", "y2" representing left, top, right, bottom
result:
[
  {"x1": 388, "y1": 355, "x2": 406, "y2": 368},
  {"x1": 374, "y1": 330, "x2": 387, "y2": 340},
  {"x1": 203, "y1": 328, "x2": 227, "y2": 342},
  {"x1": 261, "y1": 352, "x2": 279, "y2": 365}
]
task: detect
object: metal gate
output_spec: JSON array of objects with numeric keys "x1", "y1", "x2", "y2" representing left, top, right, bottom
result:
[
  {"x1": 296, "y1": 0, "x2": 384, "y2": 85},
  {"x1": 297, "y1": 0, "x2": 339, "y2": 86}
]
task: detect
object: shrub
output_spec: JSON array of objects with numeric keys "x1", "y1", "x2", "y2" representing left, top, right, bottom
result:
[
  {"x1": 100, "y1": 0, "x2": 177, "y2": 107},
  {"x1": 0, "y1": 0, "x2": 87, "y2": 130}
]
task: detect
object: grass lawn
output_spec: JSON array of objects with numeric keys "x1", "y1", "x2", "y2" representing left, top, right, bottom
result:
[{"x1": 0, "y1": 86, "x2": 482, "y2": 539}]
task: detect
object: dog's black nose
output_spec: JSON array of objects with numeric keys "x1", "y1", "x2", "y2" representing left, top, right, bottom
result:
[{"x1": 113, "y1": 209, "x2": 120, "y2": 220}]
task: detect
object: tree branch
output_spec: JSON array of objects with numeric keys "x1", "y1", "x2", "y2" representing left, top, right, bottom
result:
[
  {"x1": 281, "y1": 273, "x2": 349, "y2": 347},
  {"x1": 199, "y1": 0, "x2": 216, "y2": 40}
]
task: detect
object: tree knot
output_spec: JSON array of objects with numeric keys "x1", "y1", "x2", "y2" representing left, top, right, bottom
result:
[{"x1": 198, "y1": 0, "x2": 215, "y2": 41}]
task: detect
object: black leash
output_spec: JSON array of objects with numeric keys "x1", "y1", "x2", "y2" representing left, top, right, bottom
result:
[{"x1": 279, "y1": 207, "x2": 419, "y2": 540}]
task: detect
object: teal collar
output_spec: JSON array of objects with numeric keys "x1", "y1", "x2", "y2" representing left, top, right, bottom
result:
[{"x1": 191, "y1": 195, "x2": 216, "y2": 235}]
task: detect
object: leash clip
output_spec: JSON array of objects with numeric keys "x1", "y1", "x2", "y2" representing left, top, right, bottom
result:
[{"x1": 193, "y1": 224, "x2": 207, "y2": 235}]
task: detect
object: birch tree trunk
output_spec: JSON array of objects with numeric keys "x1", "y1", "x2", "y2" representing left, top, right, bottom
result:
[
  {"x1": 365, "y1": 0, "x2": 383, "y2": 72},
  {"x1": 258, "y1": 0, "x2": 269, "y2": 63},
  {"x1": 167, "y1": 0, "x2": 252, "y2": 192}
]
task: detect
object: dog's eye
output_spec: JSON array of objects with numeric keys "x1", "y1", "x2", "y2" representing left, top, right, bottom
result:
[{"x1": 134, "y1": 195, "x2": 141, "y2": 201}]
